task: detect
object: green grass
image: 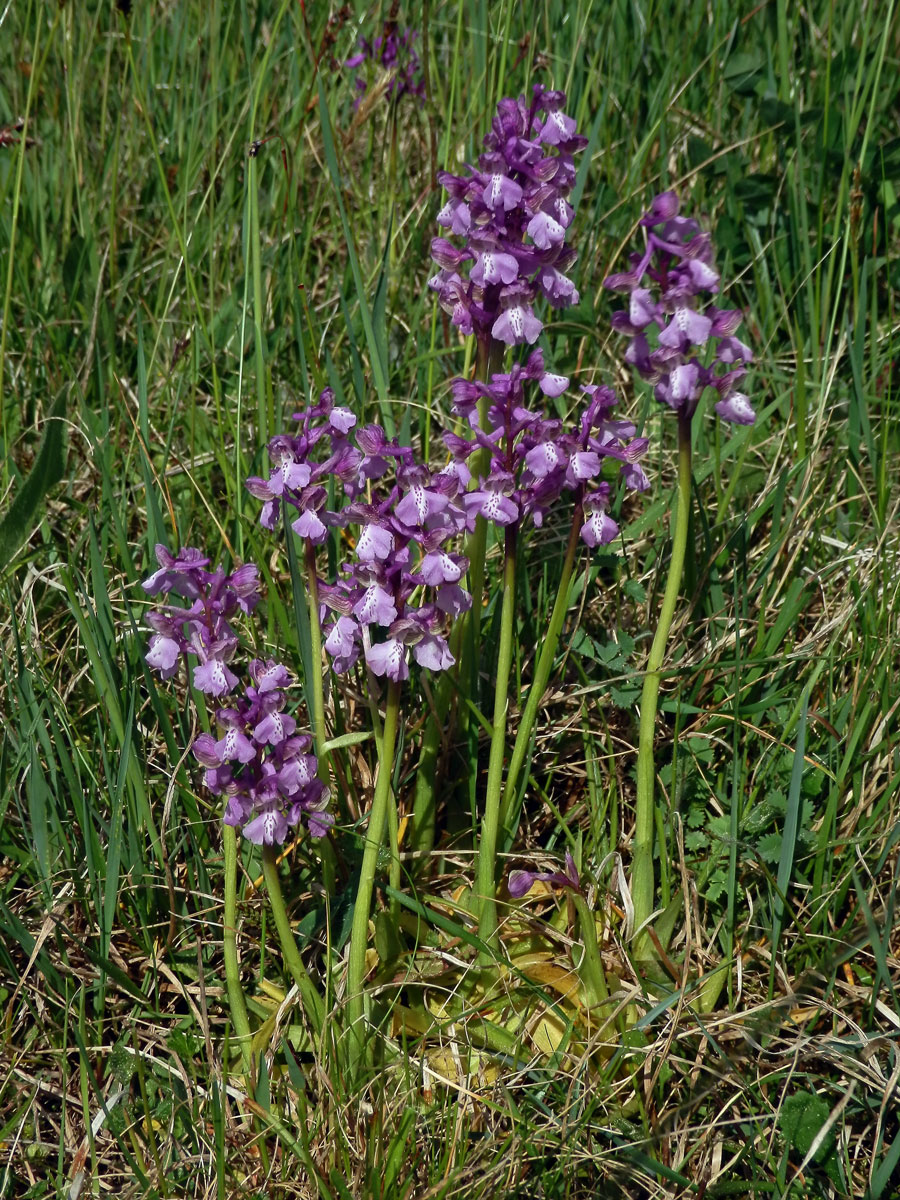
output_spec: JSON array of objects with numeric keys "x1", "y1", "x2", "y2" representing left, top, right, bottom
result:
[{"x1": 2, "y1": 1, "x2": 900, "y2": 1196}]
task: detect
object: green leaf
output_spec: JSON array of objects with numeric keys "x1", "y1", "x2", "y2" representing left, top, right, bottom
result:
[
  {"x1": 723, "y1": 49, "x2": 766, "y2": 96},
  {"x1": 0, "y1": 389, "x2": 68, "y2": 572},
  {"x1": 704, "y1": 871, "x2": 728, "y2": 905},
  {"x1": 708, "y1": 815, "x2": 730, "y2": 840},
  {"x1": 686, "y1": 135, "x2": 726, "y2": 176},
  {"x1": 322, "y1": 730, "x2": 374, "y2": 752},
  {"x1": 316, "y1": 76, "x2": 391, "y2": 433},
  {"x1": 780, "y1": 1090, "x2": 842, "y2": 1188},
  {"x1": 609, "y1": 683, "x2": 641, "y2": 707},
  {"x1": 865, "y1": 1133, "x2": 900, "y2": 1199},
  {"x1": 757, "y1": 831, "x2": 785, "y2": 864},
  {"x1": 759, "y1": 96, "x2": 795, "y2": 127}
]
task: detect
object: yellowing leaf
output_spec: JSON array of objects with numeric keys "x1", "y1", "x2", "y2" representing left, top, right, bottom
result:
[
  {"x1": 520, "y1": 961, "x2": 582, "y2": 1004},
  {"x1": 529, "y1": 1009, "x2": 568, "y2": 1056}
]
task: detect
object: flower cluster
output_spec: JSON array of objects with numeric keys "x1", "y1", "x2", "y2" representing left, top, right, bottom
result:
[
  {"x1": 429, "y1": 86, "x2": 586, "y2": 347},
  {"x1": 142, "y1": 548, "x2": 331, "y2": 844},
  {"x1": 142, "y1": 545, "x2": 260, "y2": 696},
  {"x1": 193, "y1": 660, "x2": 332, "y2": 845},
  {"x1": 248, "y1": 389, "x2": 472, "y2": 685},
  {"x1": 246, "y1": 387, "x2": 360, "y2": 540},
  {"x1": 508, "y1": 851, "x2": 581, "y2": 898},
  {"x1": 321, "y1": 455, "x2": 472, "y2": 683},
  {"x1": 604, "y1": 192, "x2": 755, "y2": 425},
  {"x1": 443, "y1": 348, "x2": 650, "y2": 545},
  {"x1": 345, "y1": 25, "x2": 424, "y2": 108}
]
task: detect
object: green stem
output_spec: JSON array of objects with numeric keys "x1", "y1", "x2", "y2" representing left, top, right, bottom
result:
[
  {"x1": 303, "y1": 540, "x2": 337, "y2": 894},
  {"x1": 304, "y1": 540, "x2": 329, "y2": 768},
  {"x1": 465, "y1": 338, "x2": 507, "y2": 658},
  {"x1": 386, "y1": 784, "x2": 402, "y2": 901},
  {"x1": 346, "y1": 680, "x2": 402, "y2": 1056},
  {"x1": 572, "y1": 892, "x2": 610, "y2": 1012},
  {"x1": 409, "y1": 668, "x2": 450, "y2": 859},
  {"x1": 633, "y1": 413, "x2": 693, "y2": 959},
  {"x1": 364, "y1": 683, "x2": 402, "y2": 917},
  {"x1": 223, "y1": 825, "x2": 253, "y2": 1075},
  {"x1": 477, "y1": 524, "x2": 518, "y2": 953},
  {"x1": 1, "y1": 12, "x2": 59, "y2": 487},
  {"x1": 261, "y1": 846, "x2": 324, "y2": 1035},
  {"x1": 498, "y1": 504, "x2": 583, "y2": 839},
  {"x1": 412, "y1": 336, "x2": 504, "y2": 855},
  {"x1": 247, "y1": 151, "x2": 270, "y2": 452}
]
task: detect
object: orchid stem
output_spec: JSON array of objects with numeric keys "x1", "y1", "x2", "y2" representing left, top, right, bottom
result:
[
  {"x1": 477, "y1": 523, "x2": 518, "y2": 954},
  {"x1": 223, "y1": 824, "x2": 253, "y2": 1075},
  {"x1": 304, "y1": 540, "x2": 329, "y2": 768},
  {"x1": 365, "y1": 681, "x2": 402, "y2": 918},
  {"x1": 346, "y1": 679, "x2": 402, "y2": 1062},
  {"x1": 261, "y1": 845, "x2": 324, "y2": 1035},
  {"x1": 465, "y1": 337, "x2": 505, "y2": 659},
  {"x1": 633, "y1": 412, "x2": 692, "y2": 960},
  {"x1": 498, "y1": 502, "x2": 582, "y2": 840},
  {"x1": 303, "y1": 540, "x2": 336, "y2": 894}
]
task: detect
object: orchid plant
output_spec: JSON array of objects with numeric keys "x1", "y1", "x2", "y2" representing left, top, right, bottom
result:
[
  {"x1": 141, "y1": 82, "x2": 753, "y2": 1077},
  {"x1": 604, "y1": 192, "x2": 755, "y2": 959}
]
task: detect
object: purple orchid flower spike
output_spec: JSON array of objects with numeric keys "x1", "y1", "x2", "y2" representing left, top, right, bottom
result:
[
  {"x1": 444, "y1": 347, "x2": 650, "y2": 547},
  {"x1": 508, "y1": 851, "x2": 582, "y2": 899},
  {"x1": 345, "y1": 24, "x2": 425, "y2": 109},
  {"x1": 605, "y1": 191, "x2": 755, "y2": 426},
  {"x1": 262, "y1": 414, "x2": 474, "y2": 688},
  {"x1": 190, "y1": 661, "x2": 332, "y2": 845},
  {"x1": 429, "y1": 85, "x2": 586, "y2": 349},
  {"x1": 143, "y1": 548, "x2": 261, "y2": 698}
]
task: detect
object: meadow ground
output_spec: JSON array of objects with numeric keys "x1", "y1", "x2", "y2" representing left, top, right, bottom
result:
[{"x1": 1, "y1": 2, "x2": 899, "y2": 1197}]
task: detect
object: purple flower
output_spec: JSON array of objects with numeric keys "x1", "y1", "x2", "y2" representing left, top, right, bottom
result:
[
  {"x1": 246, "y1": 388, "x2": 371, "y2": 542},
  {"x1": 491, "y1": 299, "x2": 544, "y2": 346},
  {"x1": 508, "y1": 851, "x2": 582, "y2": 898},
  {"x1": 145, "y1": 633, "x2": 180, "y2": 677},
  {"x1": 345, "y1": 25, "x2": 424, "y2": 109},
  {"x1": 419, "y1": 550, "x2": 467, "y2": 586},
  {"x1": 269, "y1": 425, "x2": 473, "y2": 686},
  {"x1": 143, "y1": 548, "x2": 261, "y2": 697},
  {"x1": 410, "y1": 632, "x2": 454, "y2": 672},
  {"x1": 214, "y1": 711, "x2": 257, "y2": 764},
  {"x1": 193, "y1": 655, "x2": 240, "y2": 697},
  {"x1": 249, "y1": 659, "x2": 292, "y2": 693},
  {"x1": 292, "y1": 508, "x2": 328, "y2": 542},
  {"x1": 464, "y1": 485, "x2": 520, "y2": 527},
  {"x1": 580, "y1": 488, "x2": 618, "y2": 547},
  {"x1": 141, "y1": 545, "x2": 211, "y2": 599},
  {"x1": 188, "y1": 662, "x2": 333, "y2": 844},
  {"x1": 430, "y1": 85, "x2": 586, "y2": 347},
  {"x1": 356, "y1": 521, "x2": 396, "y2": 562},
  {"x1": 324, "y1": 615, "x2": 360, "y2": 674},
  {"x1": 365, "y1": 638, "x2": 409, "y2": 682},
  {"x1": 443, "y1": 348, "x2": 649, "y2": 545},
  {"x1": 243, "y1": 805, "x2": 289, "y2": 847},
  {"x1": 393, "y1": 480, "x2": 451, "y2": 527},
  {"x1": 243, "y1": 395, "x2": 471, "y2": 694},
  {"x1": 605, "y1": 192, "x2": 754, "y2": 425},
  {"x1": 714, "y1": 392, "x2": 755, "y2": 425},
  {"x1": 353, "y1": 581, "x2": 399, "y2": 627}
]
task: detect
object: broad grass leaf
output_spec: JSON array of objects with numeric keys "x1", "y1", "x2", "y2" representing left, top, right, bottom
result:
[{"x1": 0, "y1": 389, "x2": 67, "y2": 572}]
